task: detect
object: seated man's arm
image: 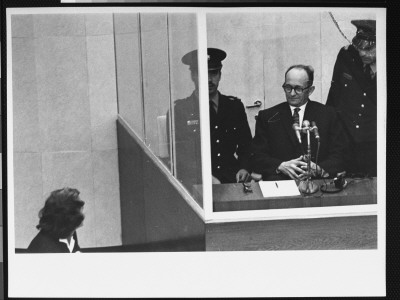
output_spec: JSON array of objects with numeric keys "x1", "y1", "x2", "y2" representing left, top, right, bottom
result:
[{"x1": 250, "y1": 110, "x2": 306, "y2": 180}]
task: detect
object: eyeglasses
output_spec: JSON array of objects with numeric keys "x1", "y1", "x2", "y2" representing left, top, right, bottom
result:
[{"x1": 282, "y1": 84, "x2": 311, "y2": 95}]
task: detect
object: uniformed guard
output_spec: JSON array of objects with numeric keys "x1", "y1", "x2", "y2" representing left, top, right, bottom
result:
[
  {"x1": 326, "y1": 19, "x2": 377, "y2": 177},
  {"x1": 171, "y1": 48, "x2": 252, "y2": 186}
]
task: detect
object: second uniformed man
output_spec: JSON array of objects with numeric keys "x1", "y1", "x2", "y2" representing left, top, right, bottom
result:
[
  {"x1": 173, "y1": 48, "x2": 252, "y2": 185},
  {"x1": 326, "y1": 19, "x2": 377, "y2": 177}
]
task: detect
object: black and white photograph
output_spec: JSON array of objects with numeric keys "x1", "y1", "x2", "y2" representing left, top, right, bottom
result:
[{"x1": 6, "y1": 5, "x2": 386, "y2": 298}]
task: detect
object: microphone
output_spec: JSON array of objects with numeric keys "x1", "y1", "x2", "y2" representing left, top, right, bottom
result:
[
  {"x1": 311, "y1": 121, "x2": 320, "y2": 139},
  {"x1": 298, "y1": 120, "x2": 319, "y2": 194},
  {"x1": 292, "y1": 123, "x2": 302, "y2": 144},
  {"x1": 302, "y1": 120, "x2": 310, "y2": 133}
]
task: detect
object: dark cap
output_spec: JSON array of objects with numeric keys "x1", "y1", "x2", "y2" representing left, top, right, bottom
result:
[
  {"x1": 182, "y1": 48, "x2": 227, "y2": 71},
  {"x1": 351, "y1": 19, "x2": 376, "y2": 41},
  {"x1": 351, "y1": 19, "x2": 376, "y2": 50}
]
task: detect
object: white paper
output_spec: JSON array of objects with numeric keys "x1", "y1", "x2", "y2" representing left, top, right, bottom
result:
[{"x1": 259, "y1": 180, "x2": 301, "y2": 198}]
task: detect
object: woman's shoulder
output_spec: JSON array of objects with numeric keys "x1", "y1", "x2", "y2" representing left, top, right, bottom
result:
[{"x1": 27, "y1": 231, "x2": 63, "y2": 253}]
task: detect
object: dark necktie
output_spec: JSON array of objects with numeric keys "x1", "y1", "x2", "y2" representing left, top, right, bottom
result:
[
  {"x1": 364, "y1": 64, "x2": 372, "y2": 80},
  {"x1": 209, "y1": 101, "x2": 217, "y2": 115},
  {"x1": 293, "y1": 107, "x2": 300, "y2": 125}
]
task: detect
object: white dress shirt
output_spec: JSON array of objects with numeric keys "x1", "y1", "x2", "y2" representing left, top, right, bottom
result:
[
  {"x1": 289, "y1": 101, "x2": 308, "y2": 126},
  {"x1": 59, "y1": 235, "x2": 76, "y2": 253}
]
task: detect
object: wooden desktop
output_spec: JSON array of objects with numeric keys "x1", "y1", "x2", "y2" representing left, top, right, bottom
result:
[{"x1": 194, "y1": 177, "x2": 377, "y2": 212}]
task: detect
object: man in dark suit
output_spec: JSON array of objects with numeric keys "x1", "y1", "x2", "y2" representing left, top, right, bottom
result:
[
  {"x1": 171, "y1": 48, "x2": 252, "y2": 186},
  {"x1": 326, "y1": 20, "x2": 377, "y2": 177},
  {"x1": 250, "y1": 65, "x2": 346, "y2": 181}
]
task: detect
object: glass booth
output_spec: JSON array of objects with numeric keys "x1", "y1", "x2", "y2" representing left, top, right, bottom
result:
[{"x1": 112, "y1": 8, "x2": 381, "y2": 250}]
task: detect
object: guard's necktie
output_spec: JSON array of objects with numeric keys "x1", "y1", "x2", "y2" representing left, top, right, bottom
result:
[
  {"x1": 209, "y1": 101, "x2": 217, "y2": 115},
  {"x1": 293, "y1": 107, "x2": 300, "y2": 125},
  {"x1": 364, "y1": 64, "x2": 373, "y2": 80}
]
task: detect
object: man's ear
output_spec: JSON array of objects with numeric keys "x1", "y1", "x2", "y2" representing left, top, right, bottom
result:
[{"x1": 308, "y1": 86, "x2": 315, "y2": 96}]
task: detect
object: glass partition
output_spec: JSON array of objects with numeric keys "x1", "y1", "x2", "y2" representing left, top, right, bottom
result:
[
  {"x1": 115, "y1": 12, "x2": 203, "y2": 207},
  {"x1": 140, "y1": 13, "x2": 171, "y2": 166},
  {"x1": 114, "y1": 13, "x2": 144, "y2": 140},
  {"x1": 167, "y1": 13, "x2": 203, "y2": 207}
]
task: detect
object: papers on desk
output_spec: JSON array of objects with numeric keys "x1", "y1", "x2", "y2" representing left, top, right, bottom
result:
[{"x1": 259, "y1": 180, "x2": 301, "y2": 198}]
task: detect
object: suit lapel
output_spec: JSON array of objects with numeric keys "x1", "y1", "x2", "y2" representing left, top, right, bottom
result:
[
  {"x1": 303, "y1": 100, "x2": 314, "y2": 125},
  {"x1": 292, "y1": 102, "x2": 316, "y2": 155},
  {"x1": 281, "y1": 103, "x2": 302, "y2": 151},
  {"x1": 303, "y1": 101, "x2": 320, "y2": 152}
]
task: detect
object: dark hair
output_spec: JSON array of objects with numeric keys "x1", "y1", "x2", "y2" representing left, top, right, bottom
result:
[
  {"x1": 37, "y1": 187, "x2": 85, "y2": 239},
  {"x1": 284, "y1": 64, "x2": 314, "y2": 86}
]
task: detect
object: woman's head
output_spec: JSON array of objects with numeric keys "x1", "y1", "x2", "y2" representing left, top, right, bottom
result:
[{"x1": 37, "y1": 187, "x2": 85, "y2": 239}]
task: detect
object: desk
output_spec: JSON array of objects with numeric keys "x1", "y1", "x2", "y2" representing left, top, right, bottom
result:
[
  {"x1": 195, "y1": 177, "x2": 377, "y2": 212},
  {"x1": 202, "y1": 178, "x2": 378, "y2": 250}
]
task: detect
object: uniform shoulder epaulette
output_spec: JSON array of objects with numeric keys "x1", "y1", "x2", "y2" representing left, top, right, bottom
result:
[
  {"x1": 227, "y1": 95, "x2": 241, "y2": 101},
  {"x1": 175, "y1": 95, "x2": 193, "y2": 105},
  {"x1": 174, "y1": 98, "x2": 184, "y2": 106}
]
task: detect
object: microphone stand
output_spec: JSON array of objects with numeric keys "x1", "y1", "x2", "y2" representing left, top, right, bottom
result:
[{"x1": 298, "y1": 123, "x2": 319, "y2": 194}]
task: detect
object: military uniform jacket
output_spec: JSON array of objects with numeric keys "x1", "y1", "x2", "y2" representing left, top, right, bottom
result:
[
  {"x1": 326, "y1": 45, "x2": 377, "y2": 143},
  {"x1": 173, "y1": 91, "x2": 252, "y2": 184},
  {"x1": 170, "y1": 92, "x2": 202, "y2": 188},
  {"x1": 250, "y1": 100, "x2": 347, "y2": 180}
]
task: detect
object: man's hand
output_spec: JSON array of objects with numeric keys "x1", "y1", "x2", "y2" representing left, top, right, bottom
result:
[
  {"x1": 300, "y1": 160, "x2": 329, "y2": 178},
  {"x1": 212, "y1": 175, "x2": 221, "y2": 184},
  {"x1": 236, "y1": 169, "x2": 249, "y2": 183},
  {"x1": 277, "y1": 156, "x2": 307, "y2": 180}
]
